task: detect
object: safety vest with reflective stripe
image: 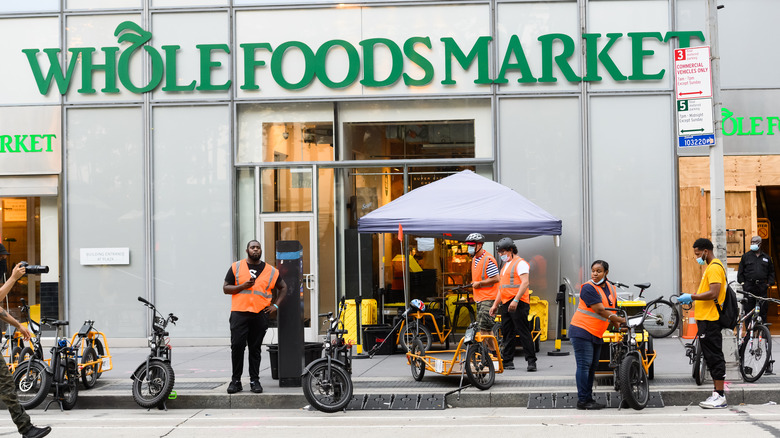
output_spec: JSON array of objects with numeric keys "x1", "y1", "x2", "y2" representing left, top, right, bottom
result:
[
  {"x1": 499, "y1": 257, "x2": 529, "y2": 304},
  {"x1": 231, "y1": 259, "x2": 278, "y2": 313},
  {"x1": 569, "y1": 280, "x2": 617, "y2": 338},
  {"x1": 472, "y1": 251, "x2": 500, "y2": 303}
]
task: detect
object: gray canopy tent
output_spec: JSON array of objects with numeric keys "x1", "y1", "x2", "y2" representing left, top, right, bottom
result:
[{"x1": 357, "y1": 170, "x2": 562, "y2": 303}]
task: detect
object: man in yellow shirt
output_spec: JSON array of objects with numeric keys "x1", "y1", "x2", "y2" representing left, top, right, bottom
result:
[{"x1": 678, "y1": 238, "x2": 728, "y2": 409}]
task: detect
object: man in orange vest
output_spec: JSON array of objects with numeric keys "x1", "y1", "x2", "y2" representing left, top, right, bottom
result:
[
  {"x1": 490, "y1": 237, "x2": 537, "y2": 371},
  {"x1": 223, "y1": 240, "x2": 287, "y2": 395},
  {"x1": 464, "y1": 233, "x2": 499, "y2": 338}
]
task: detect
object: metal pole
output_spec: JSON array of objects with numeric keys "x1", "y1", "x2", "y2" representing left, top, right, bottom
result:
[{"x1": 708, "y1": 0, "x2": 727, "y2": 261}]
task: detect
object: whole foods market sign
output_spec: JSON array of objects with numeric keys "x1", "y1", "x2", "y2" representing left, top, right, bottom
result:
[{"x1": 23, "y1": 22, "x2": 705, "y2": 95}]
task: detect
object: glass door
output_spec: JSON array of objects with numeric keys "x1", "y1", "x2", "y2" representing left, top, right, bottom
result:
[{"x1": 259, "y1": 214, "x2": 318, "y2": 341}]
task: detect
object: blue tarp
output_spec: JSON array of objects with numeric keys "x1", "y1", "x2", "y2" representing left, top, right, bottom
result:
[{"x1": 357, "y1": 170, "x2": 562, "y2": 240}]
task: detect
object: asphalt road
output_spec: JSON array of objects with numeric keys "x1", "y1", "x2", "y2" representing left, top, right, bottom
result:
[{"x1": 11, "y1": 405, "x2": 780, "y2": 438}]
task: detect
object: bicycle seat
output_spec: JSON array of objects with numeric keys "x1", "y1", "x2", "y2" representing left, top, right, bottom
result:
[
  {"x1": 47, "y1": 320, "x2": 69, "y2": 327},
  {"x1": 634, "y1": 283, "x2": 651, "y2": 290}
]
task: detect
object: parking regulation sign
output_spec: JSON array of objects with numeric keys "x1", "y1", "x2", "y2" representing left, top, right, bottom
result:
[
  {"x1": 677, "y1": 98, "x2": 713, "y2": 136},
  {"x1": 674, "y1": 46, "x2": 712, "y2": 99}
]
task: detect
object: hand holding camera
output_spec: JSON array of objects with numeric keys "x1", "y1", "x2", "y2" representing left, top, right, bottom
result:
[{"x1": 19, "y1": 261, "x2": 49, "y2": 276}]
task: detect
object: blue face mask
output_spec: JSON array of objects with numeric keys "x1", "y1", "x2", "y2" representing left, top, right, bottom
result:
[
  {"x1": 696, "y1": 250, "x2": 707, "y2": 265},
  {"x1": 751, "y1": 244, "x2": 759, "y2": 252},
  {"x1": 594, "y1": 278, "x2": 605, "y2": 285}
]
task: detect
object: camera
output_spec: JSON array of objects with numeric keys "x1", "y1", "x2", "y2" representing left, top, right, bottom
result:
[{"x1": 19, "y1": 261, "x2": 49, "y2": 275}]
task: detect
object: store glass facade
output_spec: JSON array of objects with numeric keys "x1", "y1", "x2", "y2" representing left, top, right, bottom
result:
[{"x1": 2, "y1": 0, "x2": 778, "y2": 341}]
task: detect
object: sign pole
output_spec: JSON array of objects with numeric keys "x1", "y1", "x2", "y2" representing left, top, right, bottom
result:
[{"x1": 708, "y1": 0, "x2": 727, "y2": 262}]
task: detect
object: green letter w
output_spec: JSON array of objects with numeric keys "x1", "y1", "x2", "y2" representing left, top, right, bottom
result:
[{"x1": 22, "y1": 48, "x2": 80, "y2": 95}]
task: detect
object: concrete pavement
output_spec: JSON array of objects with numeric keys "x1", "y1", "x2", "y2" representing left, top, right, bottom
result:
[{"x1": 51, "y1": 335, "x2": 780, "y2": 410}]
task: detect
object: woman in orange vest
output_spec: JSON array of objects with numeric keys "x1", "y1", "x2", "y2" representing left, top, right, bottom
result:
[{"x1": 569, "y1": 260, "x2": 625, "y2": 410}]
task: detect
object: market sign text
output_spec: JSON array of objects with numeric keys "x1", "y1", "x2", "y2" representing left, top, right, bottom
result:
[
  {"x1": 0, "y1": 134, "x2": 57, "y2": 153},
  {"x1": 721, "y1": 108, "x2": 780, "y2": 136},
  {"x1": 22, "y1": 21, "x2": 706, "y2": 95}
]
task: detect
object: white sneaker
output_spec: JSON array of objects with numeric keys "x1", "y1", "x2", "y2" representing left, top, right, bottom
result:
[{"x1": 699, "y1": 391, "x2": 727, "y2": 409}]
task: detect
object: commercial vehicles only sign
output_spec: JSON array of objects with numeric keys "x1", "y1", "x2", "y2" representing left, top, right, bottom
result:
[{"x1": 674, "y1": 46, "x2": 712, "y2": 99}]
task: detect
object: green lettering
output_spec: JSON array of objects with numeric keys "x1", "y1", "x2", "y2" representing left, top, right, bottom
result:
[
  {"x1": 240, "y1": 43, "x2": 272, "y2": 90},
  {"x1": 271, "y1": 41, "x2": 315, "y2": 90},
  {"x1": 494, "y1": 34, "x2": 536, "y2": 84},
  {"x1": 360, "y1": 38, "x2": 403, "y2": 87},
  {"x1": 663, "y1": 31, "x2": 706, "y2": 49},
  {"x1": 0, "y1": 135, "x2": 11, "y2": 152},
  {"x1": 315, "y1": 40, "x2": 359, "y2": 88},
  {"x1": 29, "y1": 135, "x2": 42, "y2": 152},
  {"x1": 737, "y1": 117, "x2": 751, "y2": 136},
  {"x1": 74, "y1": 47, "x2": 120, "y2": 94},
  {"x1": 537, "y1": 33, "x2": 580, "y2": 82},
  {"x1": 15, "y1": 135, "x2": 29, "y2": 152},
  {"x1": 403, "y1": 37, "x2": 434, "y2": 86},
  {"x1": 749, "y1": 117, "x2": 764, "y2": 135},
  {"x1": 440, "y1": 36, "x2": 492, "y2": 85},
  {"x1": 196, "y1": 44, "x2": 231, "y2": 91},
  {"x1": 22, "y1": 48, "x2": 80, "y2": 95},
  {"x1": 627, "y1": 32, "x2": 665, "y2": 80},
  {"x1": 161, "y1": 45, "x2": 196, "y2": 92},
  {"x1": 582, "y1": 33, "x2": 627, "y2": 81},
  {"x1": 721, "y1": 108, "x2": 737, "y2": 136},
  {"x1": 115, "y1": 22, "x2": 163, "y2": 93},
  {"x1": 767, "y1": 117, "x2": 780, "y2": 135}
]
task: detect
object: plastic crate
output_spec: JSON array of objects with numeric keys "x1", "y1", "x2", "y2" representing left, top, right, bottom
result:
[{"x1": 340, "y1": 299, "x2": 378, "y2": 344}]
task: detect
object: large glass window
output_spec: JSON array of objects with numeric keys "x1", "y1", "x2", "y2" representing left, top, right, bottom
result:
[
  {"x1": 0, "y1": 18, "x2": 60, "y2": 105},
  {"x1": 343, "y1": 121, "x2": 475, "y2": 161}
]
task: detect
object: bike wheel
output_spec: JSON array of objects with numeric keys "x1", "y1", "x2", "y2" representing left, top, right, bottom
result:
[
  {"x1": 93, "y1": 339, "x2": 105, "y2": 379},
  {"x1": 60, "y1": 358, "x2": 79, "y2": 410},
  {"x1": 739, "y1": 325, "x2": 772, "y2": 383},
  {"x1": 80, "y1": 347, "x2": 99, "y2": 389},
  {"x1": 19, "y1": 347, "x2": 36, "y2": 363},
  {"x1": 410, "y1": 339, "x2": 426, "y2": 381},
  {"x1": 693, "y1": 340, "x2": 706, "y2": 386},
  {"x1": 10, "y1": 346, "x2": 22, "y2": 366},
  {"x1": 643, "y1": 299, "x2": 679, "y2": 339},
  {"x1": 491, "y1": 322, "x2": 502, "y2": 347},
  {"x1": 12, "y1": 360, "x2": 50, "y2": 410},
  {"x1": 302, "y1": 361, "x2": 353, "y2": 413},
  {"x1": 400, "y1": 321, "x2": 432, "y2": 353},
  {"x1": 619, "y1": 354, "x2": 649, "y2": 410},
  {"x1": 132, "y1": 359, "x2": 175, "y2": 409},
  {"x1": 465, "y1": 342, "x2": 495, "y2": 390}
]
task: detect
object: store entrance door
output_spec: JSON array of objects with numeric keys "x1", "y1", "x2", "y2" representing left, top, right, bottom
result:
[{"x1": 259, "y1": 214, "x2": 318, "y2": 341}]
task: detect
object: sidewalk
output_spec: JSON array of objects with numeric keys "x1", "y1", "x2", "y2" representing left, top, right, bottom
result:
[{"x1": 67, "y1": 336, "x2": 780, "y2": 410}]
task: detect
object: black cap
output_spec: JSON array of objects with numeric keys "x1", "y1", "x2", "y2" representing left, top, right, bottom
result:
[{"x1": 0, "y1": 244, "x2": 9, "y2": 255}]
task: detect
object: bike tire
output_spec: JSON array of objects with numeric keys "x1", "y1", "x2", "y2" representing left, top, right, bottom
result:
[
  {"x1": 19, "y1": 347, "x2": 37, "y2": 363},
  {"x1": 400, "y1": 322, "x2": 432, "y2": 353},
  {"x1": 92, "y1": 339, "x2": 105, "y2": 379},
  {"x1": 410, "y1": 339, "x2": 426, "y2": 381},
  {"x1": 12, "y1": 360, "x2": 50, "y2": 410},
  {"x1": 60, "y1": 358, "x2": 79, "y2": 410},
  {"x1": 80, "y1": 347, "x2": 99, "y2": 389},
  {"x1": 643, "y1": 299, "x2": 679, "y2": 339},
  {"x1": 10, "y1": 346, "x2": 22, "y2": 366},
  {"x1": 693, "y1": 340, "x2": 706, "y2": 386},
  {"x1": 132, "y1": 359, "x2": 175, "y2": 409},
  {"x1": 619, "y1": 354, "x2": 649, "y2": 410},
  {"x1": 739, "y1": 324, "x2": 772, "y2": 383},
  {"x1": 491, "y1": 322, "x2": 502, "y2": 346},
  {"x1": 465, "y1": 342, "x2": 495, "y2": 390},
  {"x1": 302, "y1": 361, "x2": 353, "y2": 413}
]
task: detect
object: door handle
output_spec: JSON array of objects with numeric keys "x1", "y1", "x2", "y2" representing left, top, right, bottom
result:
[{"x1": 304, "y1": 273, "x2": 315, "y2": 291}]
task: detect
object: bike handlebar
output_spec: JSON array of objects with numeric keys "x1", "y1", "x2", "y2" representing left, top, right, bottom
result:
[{"x1": 138, "y1": 296, "x2": 153, "y2": 307}]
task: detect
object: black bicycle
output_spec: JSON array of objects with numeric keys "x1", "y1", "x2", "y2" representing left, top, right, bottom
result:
[
  {"x1": 13, "y1": 319, "x2": 79, "y2": 411},
  {"x1": 302, "y1": 297, "x2": 353, "y2": 413},
  {"x1": 132, "y1": 297, "x2": 178, "y2": 409},
  {"x1": 17, "y1": 299, "x2": 44, "y2": 363},
  {"x1": 736, "y1": 285, "x2": 773, "y2": 382}
]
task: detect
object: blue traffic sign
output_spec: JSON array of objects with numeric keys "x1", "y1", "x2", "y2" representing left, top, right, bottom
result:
[{"x1": 678, "y1": 134, "x2": 715, "y2": 147}]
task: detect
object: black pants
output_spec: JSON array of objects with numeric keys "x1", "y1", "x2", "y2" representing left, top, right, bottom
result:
[
  {"x1": 743, "y1": 282, "x2": 769, "y2": 323},
  {"x1": 499, "y1": 300, "x2": 536, "y2": 364},
  {"x1": 698, "y1": 319, "x2": 726, "y2": 381},
  {"x1": 230, "y1": 310, "x2": 269, "y2": 382}
]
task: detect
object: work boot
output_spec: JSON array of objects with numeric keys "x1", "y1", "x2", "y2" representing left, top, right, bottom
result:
[
  {"x1": 227, "y1": 380, "x2": 243, "y2": 394},
  {"x1": 250, "y1": 380, "x2": 263, "y2": 394},
  {"x1": 527, "y1": 359, "x2": 537, "y2": 372},
  {"x1": 22, "y1": 425, "x2": 51, "y2": 438},
  {"x1": 576, "y1": 400, "x2": 605, "y2": 410}
]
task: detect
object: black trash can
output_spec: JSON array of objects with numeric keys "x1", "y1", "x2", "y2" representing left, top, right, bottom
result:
[
  {"x1": 268, "y1": 342, "x2": 323, "y2": 380},
  {"x1": 267, "y1": 344, "x2": 280, "y2": 380},
  {"x1": 362, "y1": 324, "x2": 395, "y2": 355}
]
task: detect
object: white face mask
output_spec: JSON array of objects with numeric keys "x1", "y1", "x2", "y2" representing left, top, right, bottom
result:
[
  {"x1": 500, "y1": 254, "x2": 509, "y2": 262},
  {"x1": 467, "y1": 246, "x2": 475, "y2": 256},
  {"x1": 594, "y1": 278, "x2": 605, "y2": 285}
]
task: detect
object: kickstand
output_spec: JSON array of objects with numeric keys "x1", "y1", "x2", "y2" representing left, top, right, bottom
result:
[
  {"x1": 158, "y1": 401, "x2": 168, "y2": 411},
  {"x1": 444, "y1": 351, "x2": 472, "y2": 401},
  {"x1": 43, "y1": 398, "x2": 64, "y2": 412}
]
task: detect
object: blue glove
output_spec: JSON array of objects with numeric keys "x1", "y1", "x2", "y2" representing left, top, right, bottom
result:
[{"x1": 678, "y1": 293, "x2": 693, "y2": 304}]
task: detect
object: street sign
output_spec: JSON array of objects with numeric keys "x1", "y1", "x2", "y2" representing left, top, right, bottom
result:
[
  {"x1": 674, "y1": 46, "x2": 712, "y2": 99},
  {"x1": 677, "y1": 98, "x2": 713, "y2": 136},
  {"x1": 678, "y1": 134, "x2": 715, "y2": 147}
]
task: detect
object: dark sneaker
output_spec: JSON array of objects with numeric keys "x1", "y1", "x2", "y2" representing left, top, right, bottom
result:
[
  {"x1": 23, "y1": 425, "x2": 51, "y2": 438},
  {"x1": 527, "y1": 359, "x2": 537, "y2": 372},
  {"x1": 250, "y1": 380, "x2": 263, "y2": 394},
  {"x1": 227, "y1": 380, "x2": 243, "y2": 394},
  {"x1": 576, "y1": 401, "x2": 605, "y2": 410},
  {"x1": 503, "y1": 362, "x2": 515, "y2": 370}
]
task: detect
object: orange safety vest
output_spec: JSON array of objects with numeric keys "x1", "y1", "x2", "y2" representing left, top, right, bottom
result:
[
  {"x1": 472, "y1": 250, "x2": 500, "y2": 303},
  {"x1": 499, "y1": 257, "x2": 529, "y2": 304},
  {"x1": 569, "y1": 280, "x2": 617, "y2": 338},
  {"x1": 231, "y1": 259, "x2": 278, "y2": 313}
]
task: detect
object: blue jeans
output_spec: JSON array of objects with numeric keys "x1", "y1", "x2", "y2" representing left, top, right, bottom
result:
[{"x1": 571, "y1": 336, "x2": 602, "y2": 403}]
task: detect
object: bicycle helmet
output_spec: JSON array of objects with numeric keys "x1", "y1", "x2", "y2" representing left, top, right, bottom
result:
[
  {"x1": 464, "y1": 233, "x2": 485, "y2": 244},
  {"x1": 496, "y1": 237, "x2": 516, "y2": 252},
  {"x1": 409, "y1": 299, "x2": 426, "y2": 312}
]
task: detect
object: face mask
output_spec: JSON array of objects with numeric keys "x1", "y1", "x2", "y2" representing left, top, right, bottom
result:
[
  {"x1": 751, "y1": 244, "x2": 759, "y2": 252},
  {"x1": 500, "y1": 254, "x2": 509, "y2": 262},
  {"x1": 467, "y1": 246, "x2": 475, "y2": 256},
  {"x1": 696, "y1": 251, "x2": 706, "y2": 265},
  {"x1": 594, "y1": 278, "x2": 605, "y2": 285}
]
